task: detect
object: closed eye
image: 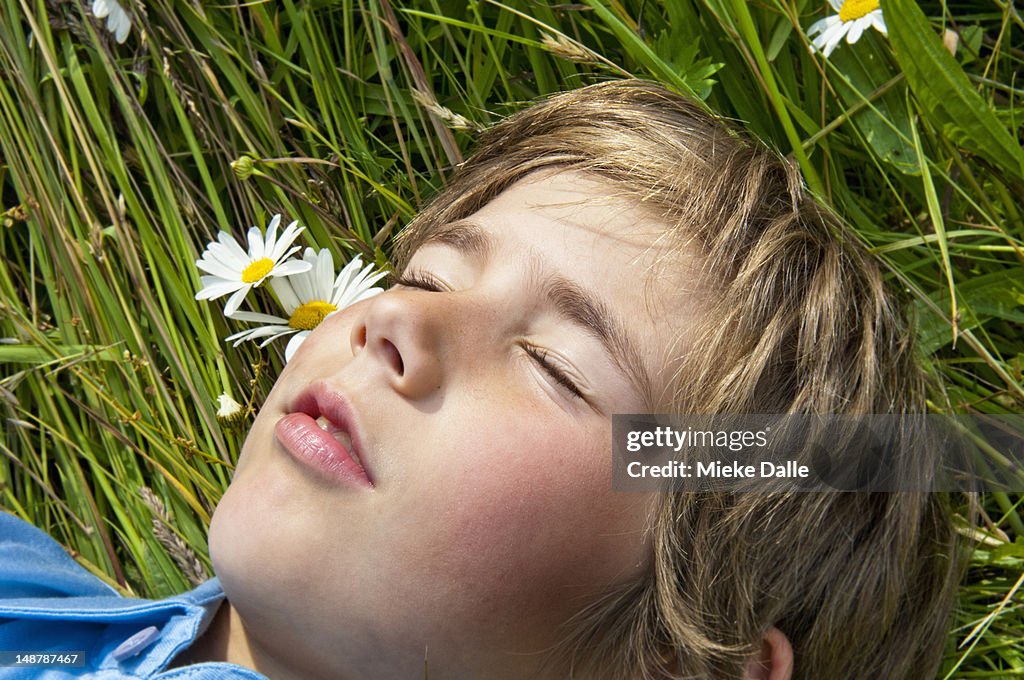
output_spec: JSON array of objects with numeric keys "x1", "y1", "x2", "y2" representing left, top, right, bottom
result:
[
  {"x1": 394, "y1": 269, "x2": 588, "y2": 402},
  {"x1": 391, "y1": 270, "x2": 447, "y2": 292},
  {"x1": 523, "y1": 343, "x2": 585, "y2": 400}
]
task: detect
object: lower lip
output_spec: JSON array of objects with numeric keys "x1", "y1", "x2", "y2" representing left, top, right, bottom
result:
[{"x1": 274, "y1": 413, "x2": 373, "y2": 488}]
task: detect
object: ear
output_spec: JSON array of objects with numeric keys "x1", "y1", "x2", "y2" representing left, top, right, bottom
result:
[{"x1": 743, "y1": 626, "x2": 793, "y2": 680}]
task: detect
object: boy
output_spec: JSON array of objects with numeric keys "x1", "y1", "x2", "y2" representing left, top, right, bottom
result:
[{"x1": 1, "y1": 80, "x2": 958, "y2": 679}]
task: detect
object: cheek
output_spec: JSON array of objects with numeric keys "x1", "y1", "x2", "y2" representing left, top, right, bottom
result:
[{"x1": 393, "y1": 418, "x2": 650, "y2": 625}]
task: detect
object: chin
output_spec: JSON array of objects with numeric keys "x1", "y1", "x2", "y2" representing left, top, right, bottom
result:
[{"x1": 208, "y1": 475, "x2": 279, "y2": 583}]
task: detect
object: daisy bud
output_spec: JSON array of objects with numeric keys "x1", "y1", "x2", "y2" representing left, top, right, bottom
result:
[
  {"x1": 216, "y1": 393, "x2": 246, "y2": 428},
  {"x1": 231, "y1": 156, "x2": 256, "y2": 181}
]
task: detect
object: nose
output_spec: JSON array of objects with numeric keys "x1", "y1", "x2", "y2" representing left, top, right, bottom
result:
[{"x1": 350, "y1": 290, "x2": 445, "y2": 399}]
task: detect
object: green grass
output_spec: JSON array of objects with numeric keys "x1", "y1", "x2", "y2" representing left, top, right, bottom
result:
[{"x1": 1, "y1": 0, "x2": 1022, "y2": 676}]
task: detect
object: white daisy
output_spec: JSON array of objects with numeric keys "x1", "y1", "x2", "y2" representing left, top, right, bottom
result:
[
  {"x1": 226, "y1": 250, "x2": 387, "y2": 362},
  {"x1": 195, "y1": 214, "x2": 312, "y2": 317},
  {"x1": 807, "y1": 0, "x2": 887, "y2": 57},
  {"x1": 91, "y1": 0, "x2": 132, "y2": 44}
]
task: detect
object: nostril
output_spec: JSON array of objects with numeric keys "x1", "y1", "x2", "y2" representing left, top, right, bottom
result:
[
  {"x1": 379, "y1": 338, "x2": 404, "y2": 376},
  {"x1": 356, "y1": 325, "x2": 367, "y2": 348}
]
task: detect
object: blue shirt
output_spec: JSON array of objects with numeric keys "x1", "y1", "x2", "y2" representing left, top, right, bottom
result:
[{"x1": 0, "y1": 512, "x2": 266, "y2": 679}]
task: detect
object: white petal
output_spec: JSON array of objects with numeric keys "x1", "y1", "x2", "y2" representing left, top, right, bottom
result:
[
  {"x1": 247, "y1": 226, "x2": 265, "y2": 260},
  {"x1": 226, "y1": 328, "x2": 262, "y2": 345},
  {"x1": 847, "y1": 20, "x2": 865, "y2": 44},
  {"x1": 196, "y1": 257, "x2": 241, "y2": 280},
  {"x1": 225, "y1": 327, "x2": 271, "y2": 342},
  {"x1": 807, "y1": 16, "x2": 831, "y2": 39},
  {"x1": 227, "y1": 326, "x2": 294, "y2": 347},
  {"x1": 347, "y1": 264, "x2": 388, "y2": 294},
  {"x1": 819, "y1": 21, "x2": 849, "y2": 56},
  {"x1": 264, "y1": 214, "x2": 282, "y2": 256},
  {"x1": 332, "y1": 260, "x2": 387, "y2": 309},
  {"x1": 223, "y1": 285, "x2": 252, "y2": 317},
  {"x1": 871, "y1": 12, "x2": 887, "y2": 35},
  {"x1": 259, "y1": 329, "x2": 298, "y2": 348},
  {"x1": 227, "y1": 311, "x2": 289, "y2": 324},
  {"x1": 334, "y1": 278, "x2": 385, "y2": 309},
  {"x1": 274, "y1": 246, "x2": 303, "y2": 269},
  {"x1": 205, "y1": 241, "x2": 241, "y2": 263},
  {"x1": 314, "y1": 249, "x2": 335, "y2": 300},
  {"x1": 113, "y1": 11, "x2": 130, "y2": 43},
  {"x1": 822, "y1": 19, "x2": 849, "y2": 46},
  {"x1": 198, "y1": 247, "x2": 238, "y2": 272},
  {"x1": 195, "y1": 277, "x2": 244, "y2": 301},
  {"x1": 271, "y1": 221, "x2": 305, "y2": 261},
  {"x1": 272, "y1": 259, "x2": 313, "y2": 277},
  {"x1": 346, "y1": 287, "x2": 383, "y2": 307},
  {"x1": 216, "y1": 231, "x2": 250, "y2": 264},
  {"x1": 284, "y1": 332, "x2": 310, "y2": 363},
  {"x1": 291, "y1": 273, "x2": 315, "y2": 304},
  {"x1": 269, "y1": 277, "x2": 302, "y2": 315},
  {"x1": 216, "y1": 394, "x2": 243, "y2": 417},
  {"x1": 240, "y1": 326, "x2": 293, "y2": 340},
  {"x1": 827, "y1": 0, "x2": 843, "y2": 12},
  {"x1": 288, "y1": 250, "x2": 320, "y2": 303},
  {"x1": 333, "y1": 256, "x2": 365, "y2": 290}
]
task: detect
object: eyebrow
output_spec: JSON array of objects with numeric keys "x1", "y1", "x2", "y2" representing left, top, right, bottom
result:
[
  {"x1": 422, "y1": 220, "x2": 653, "y2": 402},
  {"x1": 420, "y1": 221, "x2": 493, "y2": 261}
]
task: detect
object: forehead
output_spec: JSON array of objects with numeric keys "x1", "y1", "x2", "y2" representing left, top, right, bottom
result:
[
  {"x1": 474, "y1": 170, "x2": 662, "y2": 255},
  {"x1": 419, "y1": 169, "x2": 699, "y2": 407}
]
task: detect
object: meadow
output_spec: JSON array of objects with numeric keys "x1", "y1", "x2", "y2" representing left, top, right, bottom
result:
[{"x1": 1, "y1": 1, "x2": 1022, "y2": 676}]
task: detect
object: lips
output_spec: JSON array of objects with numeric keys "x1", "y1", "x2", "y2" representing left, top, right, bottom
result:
[
  {"x1": 314, "y1": 415, "x2": 364, "y2": 468},
  {"x1": 275, "y1": 383, "x2": 373, "y2": 488}
]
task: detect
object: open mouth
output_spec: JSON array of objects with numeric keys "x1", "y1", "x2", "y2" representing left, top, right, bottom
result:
[
  {"x1": 315, "y1": 415, "x2": 364, "y2": 469},
  {"x1": 275, "y1": 383, "x2": 373, "y2": 488}
]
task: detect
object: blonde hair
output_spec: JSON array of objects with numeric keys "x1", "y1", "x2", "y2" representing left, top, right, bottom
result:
[{"x1": 396, "y1": 80, "x2": 960, "y2": 679}]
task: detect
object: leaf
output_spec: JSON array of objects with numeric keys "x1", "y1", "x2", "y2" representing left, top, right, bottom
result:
[
  {"x1": 827, "y1": 33, "x2": 917, "y2": 174},
  {"x1": 651, "y1": 29, "x2": 720, "y2": 100},
  {"x1": 915, "y1": 267, "x2": 1024, "y2": 354},
  {"x1": 765, "y1": 14, "x2": 794, "y2": 62},
  {"x1": 883, "y1": 0, "x2": 1024, "y2": 179},
  {"x1": 0, "y1": 345, "x2": 121, "y2": 364},
  {"x1": 582, "y1": 0, "x2": 712, "y2": 103},
  {"x1": 992, "y1": 538, "x2": 1024, "y2": 561},
  {"x1": 910, "y1": 111, "x2": 958, "y2": 343}
]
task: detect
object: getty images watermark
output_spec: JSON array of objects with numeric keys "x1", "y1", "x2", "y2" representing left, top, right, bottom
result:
[{"x1": 612, "y1": 414, "x2": 1024, "y2": 492}]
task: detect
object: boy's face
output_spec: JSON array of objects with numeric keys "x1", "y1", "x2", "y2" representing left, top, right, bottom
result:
[{"x1": 209, "y1": 170, "x2": 697, "y2": 679}]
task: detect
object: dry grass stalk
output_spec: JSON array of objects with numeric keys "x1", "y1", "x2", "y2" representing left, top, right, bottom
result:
[{"x1": 140, "y1": 487, "x2": 210, "y2": 586}]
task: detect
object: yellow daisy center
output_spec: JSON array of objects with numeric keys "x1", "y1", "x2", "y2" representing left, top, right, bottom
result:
[
  {"x1": 839, "y1": 0, "x2": 879, "y2": 22},
  {"x1": 241, "y1": 257, "x2": 274, "y2": 283},
  {"x1": 288, "y1": 301, "x2": 337, "y2": 330}
]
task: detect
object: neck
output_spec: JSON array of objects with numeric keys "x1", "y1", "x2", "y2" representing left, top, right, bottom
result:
[
  {"x1": 174, "y1": 599, "x2": 340, "y2": 679},
  {"x1": 172, "y1": 600, "x2": 259, "y2": 673}
]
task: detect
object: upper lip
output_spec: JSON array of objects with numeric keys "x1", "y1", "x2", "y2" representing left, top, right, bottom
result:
[{"x1": 289, "y1": 382, "x2": 373, "y2": 483}]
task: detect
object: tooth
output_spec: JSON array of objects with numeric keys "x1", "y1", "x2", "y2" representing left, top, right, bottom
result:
[
  {"x1": 315, "y1": 416, "x2": 363, "y2": 468},
  {"x1": 333, "y1": 431, "x2": 361, "y2": 465},
  {"x1": 334, "y1": 432, "x2": 361, "y2": 466}
]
